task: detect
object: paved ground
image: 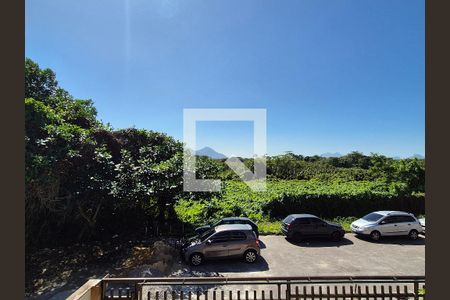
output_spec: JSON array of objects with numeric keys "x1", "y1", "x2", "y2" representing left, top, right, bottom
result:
[
  {"x1": 183, "y1": 233, "x2": 425, "y2": 276},
  {"x1": 139, "y1": 234, "x2": 425, "y2": 298},
  {"x1": 43, "y1": 234, "x2": 425, "y2": 299}
]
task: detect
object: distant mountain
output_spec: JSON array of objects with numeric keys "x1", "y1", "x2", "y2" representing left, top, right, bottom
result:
[
  {"x1": 320, "y1": 152, "x2": 343, "y2": 158},
  {"x1": 411, "y1": 154, "x2": 425, "y2": 159},
  {"x1": 196, "y1": 147, "x2": 227, "y2": 159}
]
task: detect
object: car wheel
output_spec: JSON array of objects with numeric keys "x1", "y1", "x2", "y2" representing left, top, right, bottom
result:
[
  {"x1": 409, "y1": 229, "x2": 419, "y2": 240},
  {"x1": 331, "y1": 231, "x2": 342, "y2": 241},
  {"x1": 189, "y1": 253, "x2": 203, "y2": 266},
  {"x1": 370, "y1": 230, "x2": 381, "y2": 241},
  {"x1": 244, "y1": 250, "x2": 258, "y2": 263}
]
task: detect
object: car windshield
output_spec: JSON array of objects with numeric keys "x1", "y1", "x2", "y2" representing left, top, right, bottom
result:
[
  {"x1": 211, "y1": 219, "x2": 225, "y2": 227},
  {"x1": 362, "y1": 213, "x2": 384, "y2": 222},
  {"x1": 283, "y1": 215, "x2": 295, "y2": 223},
  {"x1": 199, "y1": 227, "x2": 216, "y2": 242}
]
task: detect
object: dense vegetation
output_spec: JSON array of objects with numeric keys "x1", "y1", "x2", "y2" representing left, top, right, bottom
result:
[
  {"x1": 175, "y1": 180, "x2": 424, "y2": 226},
  {"x1": 25, "y1": 58, "x2": 425, "y2": 247}
]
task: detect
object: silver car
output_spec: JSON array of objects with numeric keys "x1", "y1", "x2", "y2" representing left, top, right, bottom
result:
[
  {"x1": 351, "y1": 211, "x2": 423, "y2": 241},
  {"x1": 419, "y1": 218, "x2": 425, "y2": 235},
  {"x1": 181, "y1": 224, "x2": 260, "y2": 266}
]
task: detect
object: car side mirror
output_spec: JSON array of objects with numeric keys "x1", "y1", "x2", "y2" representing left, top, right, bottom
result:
[
  {"x1": 206, "y1": 240, "x2": 212, "y2": 245},
  {"x1": 380, "y1": 220, "x2": 386, "y2": 225}
]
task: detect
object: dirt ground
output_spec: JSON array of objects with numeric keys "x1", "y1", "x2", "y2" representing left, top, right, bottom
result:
[{"x1": 25, "y1": 238, "x2": 182, "y2": 300}]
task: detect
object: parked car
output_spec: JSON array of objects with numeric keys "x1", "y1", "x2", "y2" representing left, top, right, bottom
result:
[
  {"x1": 351, "y1": 211, "x2": 423, "y2": 241},
  {"x1": 419, "y1": 218, "x2": 425, "y2": 235},
  {"x1": 281, "y1": 214, "x2": 345, "y2": 242},
  {"x1": 194, "y1": 217, "x2": 259, "y2": 237},
  {"x1": 181, "y1": 224, "x2": 260, "y2": 266}
]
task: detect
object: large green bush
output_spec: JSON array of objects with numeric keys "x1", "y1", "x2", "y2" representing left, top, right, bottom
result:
[{"x1": 175, "y1": 180, "x2": 425, "y2": 226}]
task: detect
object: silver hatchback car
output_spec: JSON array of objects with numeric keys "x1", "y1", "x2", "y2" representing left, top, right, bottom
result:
[
  {"x1": 351, "y1": 211, "x2": 423, "y2": 241},
  {"x1": 181, "y1": 224, "x2": 260, "y2": 266}
]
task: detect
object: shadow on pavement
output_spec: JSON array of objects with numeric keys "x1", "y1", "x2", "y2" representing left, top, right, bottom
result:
[
  {"x1": 185, "y1": 256, "x2": 270, "y2": 273},
  {"x1": 354, "y1": 234, "x2": 425, "y2": 246},
  {"x1": 285, "y1": 237, "x2": 354, "y2": 248}
]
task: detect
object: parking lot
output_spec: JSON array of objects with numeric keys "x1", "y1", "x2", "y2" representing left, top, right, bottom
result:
[{"x1": 182, "y1": 233, "x2": 425, "y2": 277}]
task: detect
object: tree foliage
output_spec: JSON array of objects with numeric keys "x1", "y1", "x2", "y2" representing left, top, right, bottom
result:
[{"x1": 25, "y1": 59, "x2": 186, "y2": 246}]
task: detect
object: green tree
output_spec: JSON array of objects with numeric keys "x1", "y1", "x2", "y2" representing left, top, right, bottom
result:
[{"x1": 25, "y1": 58, "x2": 58, "y2": 101}]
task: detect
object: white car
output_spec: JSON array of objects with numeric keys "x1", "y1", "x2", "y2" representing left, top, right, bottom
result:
[
  {"x1": 419, "y1": 218, "x2": 425, "y2": 234},
  {"x1": 351, "y1": 211, "x2": 423, "y2": 241}
]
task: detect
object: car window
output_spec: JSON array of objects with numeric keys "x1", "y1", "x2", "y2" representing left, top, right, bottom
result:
[
  {"x1": 396, "y1": 215, "x2": 416, "y2": 223},
  {"x1": 246, "y1": 221, "x2": 256, "y2": 228},
  {"x1": 199, "y1": 228, "x2": 216, "y2": 242},
  {"x1": 283, "y1": 215, "x2": 295, "y2": 223},
  {"x1": 229, "y1": 231, "x2": 247, "y2": 241},
  {"x1": 310, "y1": 218, "x2": 325, "y2": 225},
  {"x1": 381, "y1": 216, "x2": 398, "y2": 224},
  {"x1": 362, "y1": 213, "x2": 384, "y2": 222},
  {"x1": 212, "y1": 220, "x2": 222, "y2": 227},
  {"x1": 210, "y1": 231, "x2": 231, "y2": 243},
  {"x1": 295, "y1": 218, "x2": 311, "y2": 225},
  {"x1": 406, "y1": 216, "x2": 416, "y2": 222}
]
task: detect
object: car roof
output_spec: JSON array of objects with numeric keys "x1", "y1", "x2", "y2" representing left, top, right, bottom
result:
[
  {"x1": 289, "y1": 214, "x2": 319, "y2": 219},
  {"x1": 373, "y1": 211, "x2": 413, "y2": 216},
  {"x1": 215, "y1": 224, "x2": 253, "y2": 232}
]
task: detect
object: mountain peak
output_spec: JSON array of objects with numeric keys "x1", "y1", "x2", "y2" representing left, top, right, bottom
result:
[
  {"x1": 320, "y1": 152, "x2": 343, "y2": 158},
  {"x1": 196, "y1": 147, "x2": 227, "y2": 159}
]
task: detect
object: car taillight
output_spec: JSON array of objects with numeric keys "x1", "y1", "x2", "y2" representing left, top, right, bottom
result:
[
  {"x1": 256, "y1": 239, "x2": 260, "y2": 248},
  {"x1": 287, "y1": 223, "x2": 291, "y2": 229}
]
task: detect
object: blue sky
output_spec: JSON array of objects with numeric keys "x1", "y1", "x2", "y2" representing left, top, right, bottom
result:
[{"x1": 26, "y1": 0, "x2": 424, "y2": 158}]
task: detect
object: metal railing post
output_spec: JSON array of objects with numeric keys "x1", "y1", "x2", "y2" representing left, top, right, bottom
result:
[
  {"x1": 414, "y1": 280, "x2": 419, "y2": 300},
  {"x1": 286, "y1": 280, "x2": 291, "y2": 300},
  {"x1": 100, "y1": 280, "x2": 105, "y2": 300}
]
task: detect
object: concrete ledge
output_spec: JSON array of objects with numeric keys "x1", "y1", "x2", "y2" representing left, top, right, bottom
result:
[{"x1": 66, "y1": 279, "x2": 101, "y2": 300}]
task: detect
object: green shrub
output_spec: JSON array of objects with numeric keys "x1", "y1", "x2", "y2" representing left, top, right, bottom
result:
[
  {"x1": 175, "y1": 180, "x2": 425, "y2": 227},
  {"x1": 257, "y1": 220, "x2": 283, "y2": 235}
]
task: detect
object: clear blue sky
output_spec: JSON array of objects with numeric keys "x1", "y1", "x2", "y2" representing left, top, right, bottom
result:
[{"x1": 26, "y1": 0, "x2": 424, "y2": 158}]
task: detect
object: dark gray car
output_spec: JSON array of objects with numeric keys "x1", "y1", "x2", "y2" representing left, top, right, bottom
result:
[
  {"x1": 281, "y1": 214, "x2": 345, "y2": 242},
  {"x1": 182, "y1": 224, "x2": 261, "y2": 266},
  {"x1": 194, "y1": 217, "x2": 259, "y2": 237}
]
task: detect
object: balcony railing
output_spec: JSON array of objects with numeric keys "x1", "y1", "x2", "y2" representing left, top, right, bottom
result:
[{"x1": 68, "y1": 276, "x2": 425, "y2": 300}]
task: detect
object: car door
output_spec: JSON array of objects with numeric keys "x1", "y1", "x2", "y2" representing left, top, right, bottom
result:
[
  {"x1": 389, "y1": 216, "x2": 406, "y2": 235},
  {"x1": 295, "y1": 218, "x2": 313, "y2": 236},
  {"x1": 310, "y1": 218, "x2": 330, "y2": 236},
  {"x1": 227, "y1": 231, "x2": 248, "y2": 257},
  {"x1": 396, "y1": 215, "x2": 416, "y2": 235},
  {"x1": 378, "y1": 216, "x2": 400, "y2": 235},
  {"x1": 204, "y1": 231, "x2": 231, "y2": 259}
]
